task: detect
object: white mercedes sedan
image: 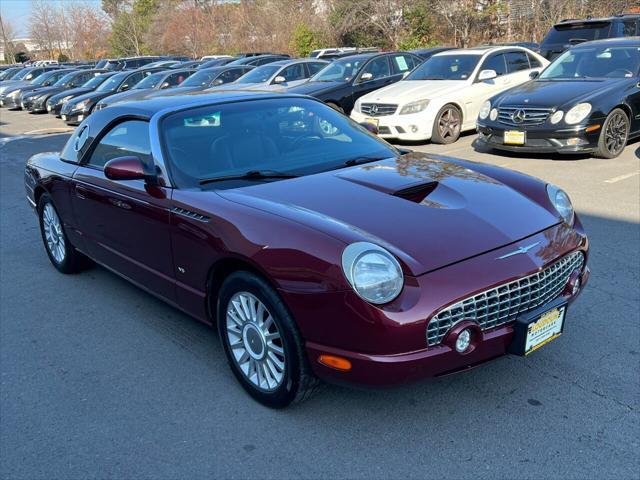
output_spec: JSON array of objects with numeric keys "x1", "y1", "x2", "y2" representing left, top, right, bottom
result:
[{"x1": 350, "y1": 46, "x2": 549, "y2": 144}]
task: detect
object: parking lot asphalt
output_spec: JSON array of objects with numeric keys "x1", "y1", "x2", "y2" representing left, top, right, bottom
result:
[{"x1": 1, "y1": 109, "x2": 639, "y2": 479}]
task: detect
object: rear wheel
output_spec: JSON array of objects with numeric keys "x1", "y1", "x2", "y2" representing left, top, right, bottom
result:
[
  {"x1": 595, "y1": 108, "x2": 629, "y2": 159},
  {"x1": 38, "y1": 193, "x2": 89, "y2": 274},
  {"x1": 217, "y1": 271, "x2": 320, "y2": 408},
  {"x1": 432, "y1": 104, "x2": 462, "y2": 144}
]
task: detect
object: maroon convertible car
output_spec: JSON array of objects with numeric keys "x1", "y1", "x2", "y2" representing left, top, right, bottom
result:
[{"x1": 25, "y1": 91, "x2": 589, "y2": 408}]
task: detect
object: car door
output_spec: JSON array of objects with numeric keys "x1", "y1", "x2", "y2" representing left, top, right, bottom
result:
[
  {"x1": 118, "y1": 71, "x2": 145, "y2": 92},
  {"x1": 214, "y1": 67, "x2": 251, "y2": 86},
  {"x1": 504, "y1": 50, "x2": 536, "y2": 86},
  {"x1": 71, "y1": 120, "x2": 176, "y2": 300},
  {"x1": 352, "y1": 56, "x2": 394, "y2": 107},
  {"x1": 468, "y1": 52, "x2": 510, "y2": 121}
]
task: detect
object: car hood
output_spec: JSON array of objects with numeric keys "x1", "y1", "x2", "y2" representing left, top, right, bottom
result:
[
  {"x1": 100, "y1": 89, "x2": 150, "y2": 105},
  {"x1": 362, "y1": 80, "x2": 467, "y2": 103},
  {"x1": 70, "y1": 91, "x2": 109, "y2": 104},
  {"x1": 0, "y1": 81, "x2": 30, "y2": 94},
  {"x1": 150, "y1": 85, "x2": 202, "y2": 96},
  {"x1": 493, "y1": 79, "x2": 629, "y2": 109},
  {"x1": 51, "y1": 87, "x2": 92, "y2": 100},
  {"x1": 218, "y1": 153, "x2": 560, "y2": 275},
  {"x1": 286, "y1": 80, "x2": 345, "y2": 96},
  {"x1": 23, "y1": 85, "x2": 64, "y2": 97}
]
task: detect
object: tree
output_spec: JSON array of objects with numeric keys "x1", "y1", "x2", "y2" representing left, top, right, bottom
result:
[
  {"x1": 108, "y1": 0, "x2": 160, "y2": 56},
  {"x1": 290, "y1": 23, "x2": 326, "y2": 57},
  {"x1": 29, "y1": 0, "x2": 58, "y2": 58},
  {"x1": 0, "y1": 13, "x2": 16, "y2": 63}
]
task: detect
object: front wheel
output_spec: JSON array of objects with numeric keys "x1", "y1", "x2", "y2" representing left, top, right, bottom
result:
[
  {"x1": 432, "y1": 104, "x2": 462, "y2": 144},
  {"x1": 38, "y1": 193, "x2": 89, "y2": 274},
  {"x1": 595, "y1": 108, "x2": 629, "y2": 159},
  {"x1": 217, "y1": 271, "x2": 320, "y2": 408}
]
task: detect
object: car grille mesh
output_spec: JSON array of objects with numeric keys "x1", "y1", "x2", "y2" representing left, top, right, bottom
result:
[
  {"x1": 498, "y1": 106, "x2": 553, "y2": 127},
  {"x1": 360, "y1": 103, "x2": 398, "y2": 117},
  {"x1": 426, "y1": 251, "x2": 584, "y2": 346}
]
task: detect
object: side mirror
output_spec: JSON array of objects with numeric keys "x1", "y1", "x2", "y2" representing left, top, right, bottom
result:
[
  {"x1": 359, "y1": 72, "x2": 373, "y2": 82},
  {"x1": 104, "y1": 156, "x2": 149, "y2": 182},
  {"x1": 212, "y1": 78, "x2": 224, "y2": 86},
  {"x1": 359, "y1": 121, "x2": 379, "y2": 135},
  {"x1": 273, "y1": 75, "x2": 286, "y2": 84},
  {"x1": 478, "y1": 69, "x2": 497, "y2": 81},
  {"x1": 160, "y1": 81, "x2": 170, "y2": 89},
  {"x1": 529, "y1": 70, "x2": 540, "y2": 80}
]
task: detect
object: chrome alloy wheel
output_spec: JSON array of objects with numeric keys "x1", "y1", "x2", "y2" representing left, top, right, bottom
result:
[
  {"x1": 604, "y1": 111, "x2": 628, "y2": 156},
  {"x1": 226, "y1": 292, "x2": 286, "y2": 391},
  {"x1": 437, "y1": 107, "x2": 461, "y2": 140},
  {"x1": 42, "y1": 203, "x2": 66, "y2": 264}
]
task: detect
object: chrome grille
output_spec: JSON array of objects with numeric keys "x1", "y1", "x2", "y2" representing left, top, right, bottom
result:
[
  {"x1": 498, "y1": 106, "x2": 553, "y2": 127},
  {"x1": 360, "y1": 103, "x2": 398, "y2": 117},
  {"x1": 426, "y1": 251, "x2": 584, "y2": 346}
]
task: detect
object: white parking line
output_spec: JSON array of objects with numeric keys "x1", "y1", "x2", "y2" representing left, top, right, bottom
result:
[
  {"x1": 23, "y1": 127, "x2": 74, "y2": 135},
  {"x1": 604, "y1": 171, "x2": 640, "y2": 184}
]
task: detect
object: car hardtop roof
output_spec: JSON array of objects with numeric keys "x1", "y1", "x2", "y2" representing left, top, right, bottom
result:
[
  {"x1": 97, "y1": 90, "x2": 315, "y2": 118},
  {"x1": 573, "y1": 36, "x2": 640, "y2": 48},
  {"x1": 555, "y1": 14, "x2": 639, "y2": 26},
  {"x1": 267, "y1": 58, "x2": 329, "y2": 67},
  {"x1": 433, "y1": 45, "x2": 531, "y2": 57}
]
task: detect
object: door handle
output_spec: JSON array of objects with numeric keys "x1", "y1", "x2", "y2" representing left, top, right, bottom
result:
[{"x1": 108, "y1": 198, "x2": 131, "y2": 210}]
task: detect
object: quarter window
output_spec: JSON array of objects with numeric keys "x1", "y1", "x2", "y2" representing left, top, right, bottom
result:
[
  {"x1": 86, "y1": 120, "x2": 151, "y2": 169},
  {"x1": 623, "y1": 20, "x2": 637, "y2": 36},
  {"x1": 360, "y1": 57, "x2": 391, "y2": 81},
  {"x1": 527, "y1": 52, "x2": 542, "y2": 69},
  {"x1": 505, "y1": 51, "x2": 530, "y2": 73},
  {"x1": 481, "y1": 54, "x2": 507, "y2": 76}
]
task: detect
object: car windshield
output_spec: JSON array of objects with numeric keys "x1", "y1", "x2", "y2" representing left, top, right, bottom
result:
[
  {"x1": 96, "y1": 73, "x2": 125, "y2": 92},
  {"x1": 311, "y1": 57, "x2": 364, "y2": 82},
  {"x1": 162, "y1": 97, "x2": 396, "y2": 188},
  {"x1": 406, "y1": 54, "x2": 481, "y2": 80},
  {"x1": 235, "y1": 65, "x2": 279, "y2": 84},
  {"x1": 182, "y1": 70, "x2": 219, "y2": 87},
  {"x1": 12, "y1": 69, "x2": 34, "y2": 80},
  {"x1": 134, "y1": 72, "x2": 164, "y2": 89},
  {"x1": 540, "y1": 46, "x2": 640, "y2": 80},
  {"x1": 0, "y1": 67, "x2": 21, "y2": 80},
  {"x1": 31, "y1": 71, "x2": 57, "y2": 85},
  {"x1": 82, "y1": 74, "x2": 108, "y2": 88},
  {"x1": 53, "y1": 72, "x2": 78, "y2": 87},
  {"x1": 543, "y1": 22, "x2": 612, "y2": 44}
]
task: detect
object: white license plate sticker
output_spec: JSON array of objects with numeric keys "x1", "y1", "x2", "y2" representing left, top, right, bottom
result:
[
  {"x1": 525, "y1": 307, "x2": 565, "y2": 355},
  {"x1": 364, "y1": 117, "x2": 379, "y2": 127},
  {"x1": 504, "y1": 130, "x2": 525, "y2": 145},
  {"x1": 61, "y1": 115, "x2": 67, "y2": 121}
]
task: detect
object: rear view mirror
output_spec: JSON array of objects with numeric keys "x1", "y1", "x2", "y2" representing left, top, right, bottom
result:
[
  {"x1": 273, "y1": 75, "x2": 286, "y2": 84},
  {"x1": 478, "y1": 69, "x2": 497, "y2": 81},
  {"x1": 104, "y1": 156, "x2": 148, "y2": 182},
  {"x1": 360, "y1": 72, "x2": 373, "y2": 82},
  {"x1": 529, "y1": 70, "x2": 540, "y2": 80}
]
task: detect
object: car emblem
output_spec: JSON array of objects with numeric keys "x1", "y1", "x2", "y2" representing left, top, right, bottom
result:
[
  {"x1": 512, "y1": 109, "x2": 526, "y2": 124},
  {"x1": 497, "y1": 242, "x2": 540, "y2": 260},
  {"x1": 370, "y1": 104, "x2": 379, "y2": 114}
]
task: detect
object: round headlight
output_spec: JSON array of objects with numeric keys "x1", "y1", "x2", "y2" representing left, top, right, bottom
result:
[
  {"x1": 479, "y1": 100, "x2": 491, "y2": 120},
  {"x1": 565, "y1": 103, "x2": 591, "y2": 125},
  {"x1": 546, "y1": 184, "x2": 574, "y2": 224},
  {"x1": 342, "y1": 242, "x2": 404, "y2": 304},
  {"x1": 550, "y1": 110, "x2": 564, "y2": 124},
  {"x1": 490, "y1": 108, "x2": 498, "y2": 121}
]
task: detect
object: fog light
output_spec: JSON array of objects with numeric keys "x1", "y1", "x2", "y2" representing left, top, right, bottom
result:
[
  {"x1": 490, "y1": 108, "x2": 498, "y2": 121},
  {"x1": 455, "y1": 329, "x2": 472, "y2": 353},
  {"x1": 78, "y1": 115, "x2": 84, "y2": 121},
  {"x1": 565, "y1": 137, "x2": 585, "y2": 146},
  {"x1": 410, "y1": 125, "x2": 418, "y2": 133}
]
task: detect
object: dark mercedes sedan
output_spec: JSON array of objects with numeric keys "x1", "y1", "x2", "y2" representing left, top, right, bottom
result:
[
  {"x1": 286, "y1": 52, "x2": 422, "y2": 114},
  {"x1": 148, "y1": 65, "x2": 255, "y2": 96},
  {"x1": 25, "y1": 91, "x2": 589, "y2": 407},
  {"x1": 21, "y1": 69, "x2": 106, "y2": 113},
  {"x1": 46, "y1": 72, "x2": 118, "y2": 117},
  {"x1": 0, "y1": 69, "x2": 72, "y2": 109},
  {"x1": 477, "y1": 38, "x2": 639, "y2": 158}
]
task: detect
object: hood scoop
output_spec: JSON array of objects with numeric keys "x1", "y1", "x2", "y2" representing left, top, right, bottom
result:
[{"x1": 393, "y1": 181, "x2": 438, "y2": 203}]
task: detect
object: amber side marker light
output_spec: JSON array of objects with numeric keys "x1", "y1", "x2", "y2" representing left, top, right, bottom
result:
[
  {"x1": 318, "y1": 355, "x2": 352, "y2": 371},
  {"x1": 585, "y1": 124, "x2": 601, "y2": 133}
]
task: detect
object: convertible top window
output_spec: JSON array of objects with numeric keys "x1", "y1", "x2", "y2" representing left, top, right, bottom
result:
[{"x1": 161, "y1": 98, "x2": 395, "y2": 188}]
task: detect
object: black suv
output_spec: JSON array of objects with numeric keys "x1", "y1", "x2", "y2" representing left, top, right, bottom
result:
[{"x1": 540, "y1": 14, "x2": 639, "y2": 60}]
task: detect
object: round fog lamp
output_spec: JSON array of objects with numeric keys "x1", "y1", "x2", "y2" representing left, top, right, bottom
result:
[
  {"x1": 455, "y1": 329, "x2": 472, "y2": 353},
  {"x1": 411, "y1": 125, "x2": 418, "y2": 133},
  {"x1": 490, "y1": 108, "x2": 498, "y2": 121}
]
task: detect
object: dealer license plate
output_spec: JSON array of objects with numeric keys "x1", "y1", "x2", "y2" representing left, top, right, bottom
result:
[
  {"x1": 364, "y1": 117, "x2": 379, "y2": 127},
  {"x1": 61, "y1": 114, "x2": 67, "y2": 121},
  {"x1": 524, "y1": 306, "x2": 565, "y2": 355},
  {"x1": 504, "y1": 130, "x2": 525, "y2": 145}
]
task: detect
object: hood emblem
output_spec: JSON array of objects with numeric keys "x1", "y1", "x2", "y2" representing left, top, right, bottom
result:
[
  {"x1": 497, "y1": 242, "x2": 540, "y2": 260},
  {"x1": 512, "y1": 109, "x2": 526, "y2": 124},
  {"x1": 370, "y1": 104, "x2": 379, "y2": 114}
]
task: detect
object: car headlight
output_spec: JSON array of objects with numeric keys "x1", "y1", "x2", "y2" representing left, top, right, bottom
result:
[
  {"x1": 564, "y1": 103, "x2": 591, "y2": 125},
  {"x1": 479, "y1": 100, "x2": 491, "y2": 120},
  {"x1": 74, "y1": 100, "x2": 89, "y2": 110},
  {"x1": 546, "y1": 184, "x2": 574, "y2": 224},
  {"x1": 58, "y1": 95, "x2": 73, "y2": 105},
  {"x1": 550, "y1": 110, "x2": 564, "y2": 124},
  {"x1": 342, "y1": 242, "x2": 404, "y2": 304},
  {"x1": 353, "y1": 98, "x2": 362, "y2": 113},
  {"x1": 400, "y1": 99, "x2": 430, "y2": 115},
  {"x1": 490, "y1": 108, "x2": 498, "y2": 121},
  {"x1": 7, "y1": 90, "x2": 19, "y2": 98}
]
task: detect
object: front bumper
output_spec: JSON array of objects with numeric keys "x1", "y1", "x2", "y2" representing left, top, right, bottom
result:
[
  {"x1": 287, "y1": 222, "x2": 589, "y2": 386},
  {"x1": 60, "y1": 105, "x2": 90, "y2": 125},
  {"x1": 1, "y1": 94, "x2": 22, "y2": 109},
  {"x1": 27, "y1": 96, "x2": 48, "y2": 113},
  {"x1": 351, "y1": 109, "x2": 435, "y2": 141},
  {"x1": 476, "y1": 121, "x2": 602, "y2": 154}
]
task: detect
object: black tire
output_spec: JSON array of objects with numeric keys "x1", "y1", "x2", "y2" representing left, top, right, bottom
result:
[
  {"x1": 595, "y1": 108, "x2": 629, "y2": 159},
  {"x1": 217, "y1": 271, "x2": 321, "y2": 408},
  {"x1": 431, "y1": 104, "x2": 462, "y2": 144},
  {"x1": 326, "y1": 102, "x2": 344, "y2": 114},
  {"x1": 38, "y1": 193, "x2": 90, "y2": 274}
]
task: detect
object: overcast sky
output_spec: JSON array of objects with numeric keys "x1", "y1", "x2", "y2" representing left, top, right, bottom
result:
[{"x1": 2, "y1": 0, "x2": 102, "y2": 37}]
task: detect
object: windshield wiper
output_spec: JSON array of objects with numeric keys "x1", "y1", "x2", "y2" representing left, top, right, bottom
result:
[
  {"x1": 199, "y1": 170, "x2": 299, "y2": 185},
  {"x1": 343, "y1": 155, "x2": 390, "y2": 167}
]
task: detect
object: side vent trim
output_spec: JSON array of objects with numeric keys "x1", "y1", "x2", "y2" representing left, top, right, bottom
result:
[
  {"x1": 171, "y1": 207, "x2": 210, "y2": 222},
  {"x1": 392, "y1": 182, "x2": 439, "y2": 203}
]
